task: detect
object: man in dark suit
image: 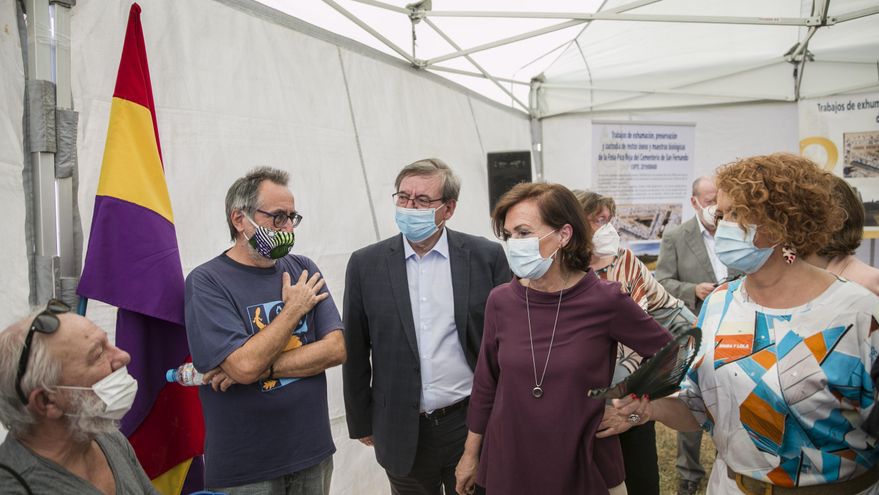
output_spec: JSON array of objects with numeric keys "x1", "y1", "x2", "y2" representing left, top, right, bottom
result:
[
  {"x1": 655, "y1": 176, "x2": 734, "y2": 495},
  {"x1": 343, "y1": 158, "x2": 510, "y2": 495}
]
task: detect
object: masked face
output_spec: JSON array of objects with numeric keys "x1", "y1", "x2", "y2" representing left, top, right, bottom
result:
[
  {"x1": 694, "y1": 198, "x2": 718, "y2": 229},
  {"x1": 62, "y1": 387, "x2": 122, "y2": 443},
  {"x1": 505, "y1": 231, "x2": 559, "y2": 280},
  {"x1": 592, "y1": 223, "x2": 621, "y2": 257},
  {"x1": 56, "y1": 366, "x2": 138, "y2": 421},
  {"x1": 714, "y1": 220, "x2": 775, "y2": 273},
  {"x1": 246, "y1": 216, "x2": 295, "y2": 259},
  {"x1": 395, "y1": 204, "x2": 445, "y2": 243}
]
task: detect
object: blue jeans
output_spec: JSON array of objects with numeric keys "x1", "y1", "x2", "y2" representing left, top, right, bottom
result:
[{"x1": 211, "y1": 456, "x2": 333, "y2": 495}]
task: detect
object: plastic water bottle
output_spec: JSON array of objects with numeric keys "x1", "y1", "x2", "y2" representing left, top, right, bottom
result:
[{"x1": 166, "y1": 363, "x2": 205, "y2": 386}]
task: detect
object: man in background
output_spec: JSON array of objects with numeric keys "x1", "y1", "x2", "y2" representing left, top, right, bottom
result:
[{"x1": 655, "y1": 176, "x2": 729, "y2": 495}]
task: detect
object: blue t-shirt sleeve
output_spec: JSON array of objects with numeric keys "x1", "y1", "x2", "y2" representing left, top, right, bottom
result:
[
  {"x1": 301, "y1": 256, "x2": 344, "y2": 339},
  {"x1": 185, "y1": 268, "x2": 252, "y2": 372}
]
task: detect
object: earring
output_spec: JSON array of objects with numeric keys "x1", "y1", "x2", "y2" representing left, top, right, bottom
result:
[{"x1": 782, "y1": 245, "x2": 797, "y2": 264}]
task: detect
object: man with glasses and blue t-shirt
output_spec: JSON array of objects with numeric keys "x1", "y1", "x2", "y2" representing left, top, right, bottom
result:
[
  {"x1": 0, "y1": 300, "x2": 157, "y2": 494},
  {"x1": 343, "y1": 158, "x2": 510, "y2": 495},
  {"x1": 185, "y1": 167, "x2": 346, "y2": 495}
]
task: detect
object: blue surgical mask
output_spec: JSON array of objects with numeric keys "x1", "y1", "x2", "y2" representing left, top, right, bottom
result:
[
  {"x1": 505, "y1": 231, "x2": 558, "y2": 280},
  {"x1": 714, "y1": 220, "x2": 775, "y2": 274},
  {"x1": 395, "y1": 205, "x2": 445, "y2": 242}
]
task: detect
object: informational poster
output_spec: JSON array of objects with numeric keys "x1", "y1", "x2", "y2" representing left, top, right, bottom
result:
[
  {"x1": 799, "y1": 92, "x2": 879, "y2": 236},
  {"x1": 487, "y1": 151, "x2": 532, "y2": 214},
  {"x1": 592, "y1": 121, "x2": 695, "y2": 266}
]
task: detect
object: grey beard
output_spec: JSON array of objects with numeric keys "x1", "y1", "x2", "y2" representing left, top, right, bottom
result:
[{"x1": 64, "y1": 390, "x2": 119, "y2": 443}]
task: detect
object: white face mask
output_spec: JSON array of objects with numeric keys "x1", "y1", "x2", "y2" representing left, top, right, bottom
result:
[
  {"x1": 592, "y1": 223, "x2": 621, "y2": 257},
  {"x1": 505, "y1": 231, "x2": 558, "y2": 280},
  {"x1": 694, "y1": 199, "x2": 717, "y2": 228},
  {"x1": 56, "y1": 367, "x2": 138, "y2": 420}
]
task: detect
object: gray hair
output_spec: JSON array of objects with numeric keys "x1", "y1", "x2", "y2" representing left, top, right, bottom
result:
[
  {"x1": 394, "y1": 158, "x2": 461, "y2": 202},
  {"x1": 0, "y1": 317, "x2": 62, "y2": 437},
  {"x1": 225, "y1": 167, "x2": 290, "y2": 241}
]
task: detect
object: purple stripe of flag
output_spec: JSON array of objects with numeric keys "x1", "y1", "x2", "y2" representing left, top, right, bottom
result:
[
  {"x1": 78, "y1": 195, "x2": 185, "y2": 325},
  {"x1": 116, "y1": 309, "x2": 189, "y2": 435}
]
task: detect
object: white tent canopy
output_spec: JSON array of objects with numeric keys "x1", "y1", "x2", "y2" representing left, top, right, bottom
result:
[{"x1": 263, "y1": 0, "x2": 879, "y2": 117}]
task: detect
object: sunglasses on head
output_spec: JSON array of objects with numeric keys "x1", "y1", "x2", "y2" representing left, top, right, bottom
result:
[{"x1": 15, "y1": 299, "x2": 71, "y2": 405}]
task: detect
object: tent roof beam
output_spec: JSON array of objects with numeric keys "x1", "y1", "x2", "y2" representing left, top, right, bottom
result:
[
  {"x1": 322, "y1": 0, "x2": 415, "y2": 63},
  {"x1": 422, "y1": 17, "x2": 530, "y2": 112},
  {"x1": 423, "y1": 11, "x2": 819, "y2": 26},
  {"x1": 829, "y1": 5, "x2": 879, "y2": 24},
  {"x1": 429, "y1": 65, "x2": 530, "y2": 86},
  {"x1": 425, "y1": 20, "x2": 585, "y2": 66}
]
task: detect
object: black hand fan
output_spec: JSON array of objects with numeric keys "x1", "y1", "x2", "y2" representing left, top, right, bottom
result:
[{"x1": 586, "y1": 322, "x2": 701, "y2": 400}]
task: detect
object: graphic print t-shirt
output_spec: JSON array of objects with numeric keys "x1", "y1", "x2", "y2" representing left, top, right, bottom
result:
[{"x1": 185, "y1": 253, "x2": 343, "y2": 487}]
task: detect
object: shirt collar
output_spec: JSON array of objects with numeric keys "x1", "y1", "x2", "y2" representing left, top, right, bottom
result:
[
  {"x1": 403, "y1": 227, "x2": 449, "y2": 260},
  {"x1": 696, "y1": 215, "x2": 712, "y2": 238}
]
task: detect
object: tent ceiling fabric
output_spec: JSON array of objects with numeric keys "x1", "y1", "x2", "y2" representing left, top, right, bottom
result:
[{"x1": 257, "y1": 0, "x2": 877, "y2": 117}]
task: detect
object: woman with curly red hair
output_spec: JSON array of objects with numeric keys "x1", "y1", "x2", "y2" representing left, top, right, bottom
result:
[{"x1": 603, "y1": 153, "x2": 879, "y2": 494}]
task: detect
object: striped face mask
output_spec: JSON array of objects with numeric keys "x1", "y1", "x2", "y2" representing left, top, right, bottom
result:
[{"x1": 246, "y1": 217, "x2": 295, "y2": 259}]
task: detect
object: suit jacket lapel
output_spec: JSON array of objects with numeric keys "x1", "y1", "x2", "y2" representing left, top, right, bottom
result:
[
  {"x1": 447, "y1": 230, "x2": 471, "y2": 346},
  {"x1": 683, "y1": 218, "x2": 718, "y2": 283},
  {"x1": 387, "y1": 236, "x2": 420, "y2": 358}
]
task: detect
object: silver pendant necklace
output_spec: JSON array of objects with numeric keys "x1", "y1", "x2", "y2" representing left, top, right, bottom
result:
[{"x1": 525, "y1": 279, "x2": 565, "y2": 399}]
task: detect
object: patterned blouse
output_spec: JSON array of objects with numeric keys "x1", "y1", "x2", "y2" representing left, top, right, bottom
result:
[
  {"x1": 680, "y1": 277, "x2": 879, "y2": 493},
  {"x1": 597, "y1": 247, "x2": 686, "y2": 381}
]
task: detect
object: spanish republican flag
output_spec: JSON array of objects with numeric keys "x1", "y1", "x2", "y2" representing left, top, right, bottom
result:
[{"x1": 77, "y1": 4, "x2": 205, "y2": 494}]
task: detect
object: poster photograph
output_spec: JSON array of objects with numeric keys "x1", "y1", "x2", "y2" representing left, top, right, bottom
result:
[{"x1": 799, "y1": 92, "x2": 879, "y2": 236}]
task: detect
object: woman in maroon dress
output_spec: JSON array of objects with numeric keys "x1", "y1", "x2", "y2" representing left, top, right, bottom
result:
[{"x1": 455, "y1": 183, "x2": 672, "y2": 495}]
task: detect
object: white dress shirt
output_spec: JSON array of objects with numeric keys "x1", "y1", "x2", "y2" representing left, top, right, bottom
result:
[
  {"x1": 403, "y1": 229, "x2": 473, "y2": 413},
  {"x1": 697, "y1": 217, "x2": 728, "y2": 282}
]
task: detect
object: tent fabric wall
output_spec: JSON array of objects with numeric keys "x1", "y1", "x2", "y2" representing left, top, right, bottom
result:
[
  {"x1": 0, "y1": 0, "x2": 29, "y2": 329},
  {"x1": 69, "y1": 0, "x2": 529, "y2": 492},
  {"x1": 540, "y1": 101, "x2": 800, "y2": 221}
]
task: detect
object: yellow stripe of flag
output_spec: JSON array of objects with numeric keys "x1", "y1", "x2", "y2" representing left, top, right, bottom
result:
[
  {"x1": 97, "y1": 97, "x2": 174, "y2": 223},
  {"x1": 151, "y1": 457, "x2": 193, "y2": 495}
]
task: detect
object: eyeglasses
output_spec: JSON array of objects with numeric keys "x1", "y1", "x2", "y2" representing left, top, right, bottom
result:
[
  {"x1": 256, "y1": 209, "x2": 303, "y2": 229},
  {"x1": 16, "y1": 299, "x2": 71, "y2": 404},
  {"x1": 392, "y1": 192, "x2": 444, "y2": 209}
]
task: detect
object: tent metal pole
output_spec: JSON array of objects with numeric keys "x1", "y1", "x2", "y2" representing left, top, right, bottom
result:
[
  {"x1": 538, "y1": 83, "x2": 791, "y2": 101},
  {"x1": 425, "y1": 20, "x2": 585, "y2": 66},
  {"x1": 422, "y1": 17, "x2": 529, "y2": 112},
  {"x1": 801, "y1": 81, "x2": 879, "y2": 99},
  {"x1": 423, "y1": 10, "x2": 816, "y2": 26},
  {"x1": 349, "y1": 0, "x2": 408, "y2": 14},
  {"x1": 322, "y1": 0, "x2": 415, "y2": 64},
  {"x1": 428, "y1": 66, "x2": 529, "y2": 86},
  {"x1": 52, "y1": 2, "x2": 77, "y2": 284},
  {"x1": 537, "y1": 57, "x2": 790, "y2": 104},
  {"x1": 794, "y1": 0, "x2": 829, "y2": 100},
  {"x1": 829, "y1": 5, "x2": 879, "y2": 24}
]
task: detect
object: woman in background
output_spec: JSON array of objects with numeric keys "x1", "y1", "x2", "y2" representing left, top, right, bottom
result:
[
  {"x1": 575, "y1": 189, "x2": 694, "y2": 495},
  {"x1": 805, "y1": 174, "x2": 879, "y2": 295}
]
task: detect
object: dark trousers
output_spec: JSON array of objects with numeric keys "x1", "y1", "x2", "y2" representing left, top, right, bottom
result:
[
  {"x1": 387, "y1": 405, "x2": 468, "y2": 495},
  {"x1": 676, "y1": 429, "x2": 706, "y2": 482},
  {"x1": 619, "y1": 421, "x2": 660, "y2": 495}
]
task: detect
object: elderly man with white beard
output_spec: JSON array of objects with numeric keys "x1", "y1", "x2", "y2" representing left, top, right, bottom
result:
[{"x1": 0, "y1": 299, "x2": 157, "y2": 494}]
